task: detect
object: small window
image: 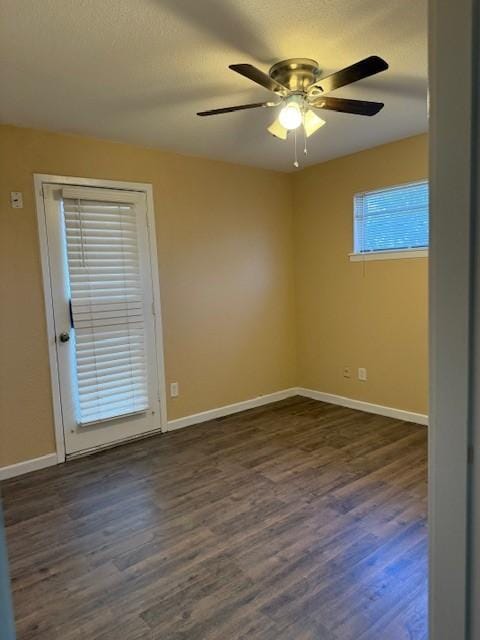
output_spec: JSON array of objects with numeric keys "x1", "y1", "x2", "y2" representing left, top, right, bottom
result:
[{"x1": 352, "y1": 180, "x2": 429, "y2": 258}]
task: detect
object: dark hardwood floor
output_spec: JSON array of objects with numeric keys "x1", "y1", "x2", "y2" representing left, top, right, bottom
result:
[{"x1": 1, "y1": 397, "x2": 428, "y2": 640}]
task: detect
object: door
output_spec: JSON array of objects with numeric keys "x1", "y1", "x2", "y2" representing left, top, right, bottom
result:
[
  {"x1": 0, "y1": 502, "x2": 15, "y2": 640},
  {"x1": 42, "y1": 183, "x2": 162, "y2": 456}
]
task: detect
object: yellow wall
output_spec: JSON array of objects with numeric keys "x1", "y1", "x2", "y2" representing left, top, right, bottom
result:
[
  {"x1": 0, "y1": 125, "x2": 428, "y2": 468},
  {"x1": 0, "y1": 125, "x2": 296, "y2": 466},
  {"x1": 293, "y1": 134, "x2": 428, "y2": 414}
]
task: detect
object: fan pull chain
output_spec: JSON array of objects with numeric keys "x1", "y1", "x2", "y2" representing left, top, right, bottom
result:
[
  {"x1": 301, "y1": 101, "x2": 308, "y2": 157},
  {"x1": 293, "y1": 128, "x2": 299, "y2": 168}
]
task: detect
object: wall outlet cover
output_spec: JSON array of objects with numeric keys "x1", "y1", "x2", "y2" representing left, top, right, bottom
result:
[{"x1": 358, "y1": 367, "x2": 367, "y2": 381}]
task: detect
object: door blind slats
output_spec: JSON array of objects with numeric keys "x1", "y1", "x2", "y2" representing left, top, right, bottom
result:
[
  {"x1": 75, "y1": 340, "x2": 145, "y2": 355},
  {"x1": 354, "y1": 180, "x2": 429, "y2": 253},
  {"x1": 77, "y1": 358, "x2": 146, "y2": 371},
  {"x1": 77, "y1": 371, "x2": 147, "y2": 387},
  {"x1": 63, "y1": 197, "x2": 150, "y2": 426},
  {"x1": 77, "y1": 383, "x2": 148, "y2": 404}
]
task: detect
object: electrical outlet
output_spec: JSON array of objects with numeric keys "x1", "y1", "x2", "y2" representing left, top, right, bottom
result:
[
  {"x1": 343, "y1": 367, "x2": 351, "y2": 379},
  {"x1": 170, "y1": 382, "x2": 179, "y2": 397},
  {"x1": 358, "y1": 367, "x2": 367, "y2": 381}
]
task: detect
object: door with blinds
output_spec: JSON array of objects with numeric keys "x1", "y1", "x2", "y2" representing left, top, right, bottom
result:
[{"x1": 42, "y1": 184, "x2": 162, "y2": 455}]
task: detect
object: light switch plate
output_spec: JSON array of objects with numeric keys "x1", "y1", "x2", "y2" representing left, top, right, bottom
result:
[{"x1": 10, "y1": 192, "x2": 23, "y2": 208}]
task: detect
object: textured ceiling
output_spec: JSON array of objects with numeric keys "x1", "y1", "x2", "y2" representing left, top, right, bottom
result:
[{"x1": 0, "y1": 0, "x2": 428, "y2": 171}]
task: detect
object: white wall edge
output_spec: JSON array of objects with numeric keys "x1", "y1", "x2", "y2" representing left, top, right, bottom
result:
[
  {"x1": 296, "y1": 387, "x2": 428, "y2": 425},
  {"x1": 0, "y1": 454, "x2": 58, "y2": 482},
  {"x1": 166, "y1": 388, "x2": 298, "y2": 431}
]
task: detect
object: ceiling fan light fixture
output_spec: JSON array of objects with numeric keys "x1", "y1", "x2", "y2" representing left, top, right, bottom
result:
[
  {"x1": 278, "y1": 96, "x2": 303, "y2": 130},
  {"x1": 267, "y1": 118, "x2": 289, "y2": 140},
  {"x1": 303, "y1": 109, "x2": 326, "y2": 137}
]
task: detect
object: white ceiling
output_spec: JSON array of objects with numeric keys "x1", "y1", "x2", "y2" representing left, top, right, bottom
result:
[{"x1": 0, "y1": 0, "x2": 428, "y2": 171}]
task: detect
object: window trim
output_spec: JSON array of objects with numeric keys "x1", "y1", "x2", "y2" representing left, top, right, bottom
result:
[
  {"x1": 351, "y1": 179, "x2": 429, "y2": 260},
  {"x1": 349, "y1": 248, "x2": 428, "y2": 262}
]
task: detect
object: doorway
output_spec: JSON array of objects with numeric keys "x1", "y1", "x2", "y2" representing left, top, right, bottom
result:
[{"x1": 35, "y1": 176, "x2": 167, "y2": 458}]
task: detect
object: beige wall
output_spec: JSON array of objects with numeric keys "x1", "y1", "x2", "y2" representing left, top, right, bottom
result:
[
  {"x1": 0, "y1": 125, "x2": 428, "y2": 468},
  {"x1": 0, "y1": 125, "x2": 296, "y2": 466},
  {"x1": 293, "y1": 134, "x2": 428, "y2": 414}
]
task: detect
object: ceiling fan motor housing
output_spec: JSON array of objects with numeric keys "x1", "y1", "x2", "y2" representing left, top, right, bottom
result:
[{"x1": 269, "y1": 58, "x2": 321, "y2": 93}]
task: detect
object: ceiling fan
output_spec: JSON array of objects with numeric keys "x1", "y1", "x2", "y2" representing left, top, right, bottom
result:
[{"x1": 197, "y1": 56, "x2": 388, "y2": 164}]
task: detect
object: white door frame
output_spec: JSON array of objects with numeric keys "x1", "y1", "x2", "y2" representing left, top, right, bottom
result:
[
  {"x1": 429, "y1": 0, "x2": 478, "y2": 637},
  {"x1": 34, "y1": 174, "x2": 168, "y2": 463}
]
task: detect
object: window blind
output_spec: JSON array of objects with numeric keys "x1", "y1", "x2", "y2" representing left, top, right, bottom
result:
[
  {"x1": 63, "y1": 196, "x2": 149, "y2": 425},
  {"x1": 354, "y1": 180, "x2": 429, "y2": 253}
]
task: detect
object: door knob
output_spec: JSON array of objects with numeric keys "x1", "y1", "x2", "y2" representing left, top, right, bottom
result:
[{"x1": 59, "y1": 332, "x2": 70, "y2": 343}]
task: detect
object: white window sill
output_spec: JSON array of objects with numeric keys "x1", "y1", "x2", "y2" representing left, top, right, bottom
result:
[{"x1": 349, "y1": 248, "x2": 429, "y2": 262}]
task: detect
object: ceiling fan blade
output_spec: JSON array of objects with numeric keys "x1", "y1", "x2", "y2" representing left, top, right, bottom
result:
[
  {"x1": 311, "y1": 56, "x2": 388, "y2": 94},
  {"x1": 310, "y1": 96, "x2": 384, "y2": 116},
  {"x1": 267, "y1": 118, "x2": 288, "y2": 140},
  {"x1": 229, "y1": 64, "x2": 289, "y2": 95},
  {"x1": 197, "y1": 101, "x2": 271, "y2": 116},
  {"x1": 303, "y1": 109, "x2": 326, "y2": 137}
]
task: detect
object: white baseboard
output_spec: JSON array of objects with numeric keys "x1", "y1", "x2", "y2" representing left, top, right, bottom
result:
[
  {"x1": 166, "y1": 388, "x2": 298, "y2": 431},
  {"x1": 296, "y1": 387, "x2": 428, "y2": 426},
  {"x1": 0, "y1": 390, "x2": 426, "y2": 480},
  {"x1": 0, "y1": 453, "x2": 58, "y2": 482},
  {"x1": 166, "y1": 386, "x2": 428, "y2": 432}
]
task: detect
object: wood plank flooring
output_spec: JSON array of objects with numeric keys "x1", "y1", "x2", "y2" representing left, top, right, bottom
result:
[{"x1": 1, "y1": 397, "x2": 428, "y2": 639}]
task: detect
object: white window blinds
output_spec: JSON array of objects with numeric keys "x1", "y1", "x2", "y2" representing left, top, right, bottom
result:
[
  {"x1": 62, "y1": 193, "x2": 149, "y2": 425},
  {"x1": 354, "y1": 180, "x2": 429, "y2": 253}
]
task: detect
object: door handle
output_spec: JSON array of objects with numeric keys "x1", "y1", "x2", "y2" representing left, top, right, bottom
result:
[{"x1": 59, "y1": 332, "x2": 70, "y2": 343}]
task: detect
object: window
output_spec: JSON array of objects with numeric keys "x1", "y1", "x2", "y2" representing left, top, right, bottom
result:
[
  {"x1": 352, "y1": 180, "x2": 429, "y2": 260},
  {"x1": 63, "y1": 192, "x2": 150, "y2": 425}
]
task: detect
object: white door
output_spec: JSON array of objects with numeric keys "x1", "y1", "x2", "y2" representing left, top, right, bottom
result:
[{"x1": 42, "y1": 183, "x2": 162, "y2": 456}]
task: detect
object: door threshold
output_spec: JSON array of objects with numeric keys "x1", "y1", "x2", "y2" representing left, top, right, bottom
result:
[{"x1": 65, "y1": 425, "x2": 165, "y2": 460}]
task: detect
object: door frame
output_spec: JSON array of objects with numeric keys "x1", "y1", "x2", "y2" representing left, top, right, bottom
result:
[
  {"x1": 428, "y1": 0, "x2": 479, "y2": 637},
  {"x1": 34, "y1": 174, "x2": 168, "y2": 463}
]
